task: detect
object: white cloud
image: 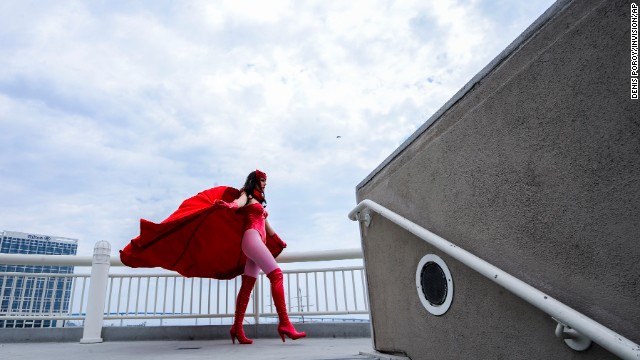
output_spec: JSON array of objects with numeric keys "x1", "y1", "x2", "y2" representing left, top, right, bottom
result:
[{"x1": 0, "y1": 0, "x2": 556, "y2": 257}]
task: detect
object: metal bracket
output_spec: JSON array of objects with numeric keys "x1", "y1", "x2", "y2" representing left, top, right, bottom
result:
[
  {"x1": 356, "y1": 211, "x2": 372, "y2": 227},
  {"x1": 553, "y1": 318, "x2": 592, "y2": 351}
]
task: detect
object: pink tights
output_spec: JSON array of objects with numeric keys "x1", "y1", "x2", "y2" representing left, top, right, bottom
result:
[{"x1": 242, "y1": 230, "x2": 279, "y2": 278}]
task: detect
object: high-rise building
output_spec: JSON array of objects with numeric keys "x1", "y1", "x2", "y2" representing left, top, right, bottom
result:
[{"x1": 0, "y1": 230, "x2": 78, "y2": 328}]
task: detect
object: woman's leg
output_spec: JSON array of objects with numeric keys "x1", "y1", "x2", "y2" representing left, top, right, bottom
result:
[
  {"x1": 266, "y1": 269, "x2": 306, "y2": 341},
  {"x1": 241, "y1": 230, "x2": 278, "y2": 275},
  {"x1": 243, "y1": 259, "x2": 260, "y2": 278},
  {"x1": 241, "y1": 230, "x2": 306, "y2": 342},
  {"x1": 230, "y1": 230, "x2": 270, "y2": 345},
  {"x1": 230, "y1": 273, "x2": 256, "y2": 344}
]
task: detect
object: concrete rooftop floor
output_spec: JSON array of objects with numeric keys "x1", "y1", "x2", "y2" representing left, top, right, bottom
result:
[{"x1": 0, "y1": 337, "x2": 410, "y2": 360}]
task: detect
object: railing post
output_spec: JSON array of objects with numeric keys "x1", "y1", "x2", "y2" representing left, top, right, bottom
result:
[
  {"x1": 254, "y1": 277, "x2": 260, "y2": 325},
  {"x1": 80, "y1": 241, "x2": 111, "y2": 344}
]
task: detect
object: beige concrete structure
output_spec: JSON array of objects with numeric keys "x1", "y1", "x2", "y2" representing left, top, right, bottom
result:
[
  {"x1": 0, "y1": 338, "x2": 381, "y2": 360},
  {"x1": 355, "y1": 0, "x2": 639, "y2": 359}
]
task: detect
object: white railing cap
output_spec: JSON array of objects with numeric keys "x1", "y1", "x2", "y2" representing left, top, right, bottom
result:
[{"x1": 0, "y1": 248, "x2": 363, "y2": 268}]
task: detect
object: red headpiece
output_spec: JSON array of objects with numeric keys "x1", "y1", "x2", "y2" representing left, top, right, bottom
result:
[
  {"x1": 251, "y1": 169, "x2": 267, "y2": 204},
  {"x1": 255, "y1": 169, "x2": 267, "y2": 181}
]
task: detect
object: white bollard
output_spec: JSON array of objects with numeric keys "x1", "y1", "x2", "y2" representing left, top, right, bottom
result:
[{"x1": 80, "y1": 241, "x2": 111, "y2": 344}]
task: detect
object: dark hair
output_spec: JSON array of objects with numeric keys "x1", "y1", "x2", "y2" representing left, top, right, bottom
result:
[{"x1": 242, "y1": 171, "x2": 266, "y2": 206}]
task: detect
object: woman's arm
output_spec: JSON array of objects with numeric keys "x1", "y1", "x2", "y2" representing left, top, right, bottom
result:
[
  {"x1": 267, "y1": 219, "x2": 287, "y2": 248},
  {"x1": 265, "y1": 218, "x2": 276, "y2": 237},
  {"x1": 233, "y1": 192, "x2": 248, "y2": 208}
]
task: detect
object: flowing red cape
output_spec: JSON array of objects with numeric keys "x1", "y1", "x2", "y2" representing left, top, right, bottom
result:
[{"x1": 119, "y1": 186, "x2": 284, "y2": 280}]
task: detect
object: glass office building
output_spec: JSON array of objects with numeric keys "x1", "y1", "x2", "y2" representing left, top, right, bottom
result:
[{"x1": 0, "y1": 230, "x2": 78, "y2": 328}]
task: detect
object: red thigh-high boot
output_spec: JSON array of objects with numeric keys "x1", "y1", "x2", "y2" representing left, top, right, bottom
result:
[
  {"x1": 230, "y1": 275, "x2": 257, "y2": 344},
  {"x1": 267, "y1": 268, "x2": 307, "y2": 342}
]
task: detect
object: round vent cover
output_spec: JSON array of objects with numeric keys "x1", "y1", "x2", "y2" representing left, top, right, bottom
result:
[{"x1": 416, "y1": 254, "x2": 453, "y2": 315}]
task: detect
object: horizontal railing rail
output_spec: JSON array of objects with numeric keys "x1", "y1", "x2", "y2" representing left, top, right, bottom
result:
[
  {"x1": 0, "y1": 247, "x2": 367, "y2": 341},
  {"x1": 349, "y1": 199, "x2": 639, "y2": 360},
  {"x1": 0, "y1": 249, "x2": 364, "y2": 267}
]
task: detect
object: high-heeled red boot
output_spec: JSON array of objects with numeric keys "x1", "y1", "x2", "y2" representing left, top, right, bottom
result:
[
  {"x1": 230, "y1": 274, "x2": 257, "y2": 344},
  {"x1": 267, "y1": 268, "x2": 307, "y2": 342}
]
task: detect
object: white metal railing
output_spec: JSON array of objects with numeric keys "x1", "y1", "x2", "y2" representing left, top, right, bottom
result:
[
  {"x1": 349, "y1": 199, "x2": 640, "y2": 360},
  {"x1": 0, "y1": 245, "x2": 367, "y2": 341},
  {"x1": 0, "y1": 248, "x2": 364, "y2": 268},
  {"x1": 0, "y1": 272, "x2": 85, "y2": 324}
]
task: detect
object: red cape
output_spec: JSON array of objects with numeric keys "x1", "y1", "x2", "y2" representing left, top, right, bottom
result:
[{"x1": 119, "y1": 186, "x2": 284, "y2": 280}]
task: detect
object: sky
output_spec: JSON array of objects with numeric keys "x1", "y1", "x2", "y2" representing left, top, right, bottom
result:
[{"x1": 0, "y1": 0, "x2": 556, "y2": 259}]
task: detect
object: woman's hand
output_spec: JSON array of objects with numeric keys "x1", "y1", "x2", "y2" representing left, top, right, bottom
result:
[
  {"x1": 272, "y1": 233, "x2": 287, "y2": 248},
  {"x1": 215, "y1": 192, "x2": 248, "y2": 209},
  {"x1": 214, "y1": 199, "x2": 239, "y2": 209}
]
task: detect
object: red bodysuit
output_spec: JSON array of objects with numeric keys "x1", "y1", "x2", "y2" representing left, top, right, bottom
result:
[{"x1": 242, "y1": 203, "x2": 268, "y2": 242}]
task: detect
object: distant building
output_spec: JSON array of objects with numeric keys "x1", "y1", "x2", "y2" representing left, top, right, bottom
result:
[{"x1": 0, "y1": 230, "x2": 78, "y2": 328}]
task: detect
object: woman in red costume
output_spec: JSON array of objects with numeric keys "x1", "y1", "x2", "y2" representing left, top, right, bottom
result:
[{"x1": 120, "y1": 170, "x2": 306, "y2": 345}]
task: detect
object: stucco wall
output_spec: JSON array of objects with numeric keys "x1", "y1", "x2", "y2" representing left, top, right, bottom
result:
[{"x1": 355, "y1": 0, "x2": 639, "y2": 359}]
